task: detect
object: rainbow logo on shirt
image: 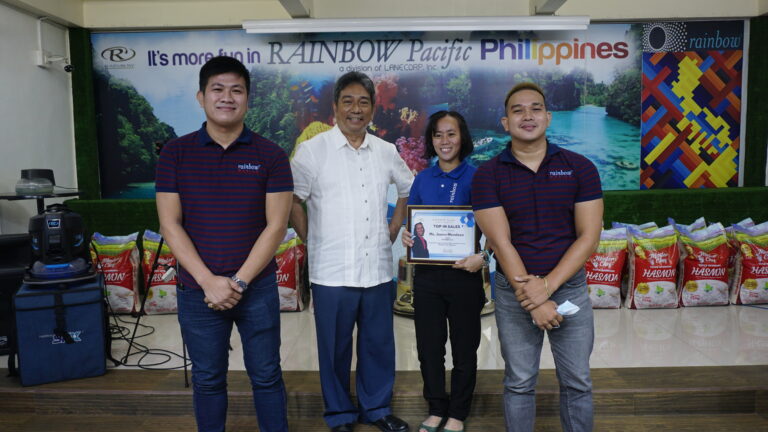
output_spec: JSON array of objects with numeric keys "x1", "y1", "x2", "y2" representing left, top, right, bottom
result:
[
  {"x1": 237, "y1": 163, "x2": 261, "y2": 172},
  {"x1": 549, "y1": 170, "x2": 573, "y2": 177}
]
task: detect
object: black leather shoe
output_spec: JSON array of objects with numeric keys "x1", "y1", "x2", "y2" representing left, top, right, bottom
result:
[
  {"x1": 373, "y1": 414, "x2": 409, "y2": 432},
  {"x1": 330, "y1": 423, "x2": 354, "y2": 432}
]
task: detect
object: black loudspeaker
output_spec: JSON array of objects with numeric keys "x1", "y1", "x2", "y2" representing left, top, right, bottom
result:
[
  {"x1": 26, "y1": 204, "x2": 94, "y2": 282},
  {"x1": 0, "y1": 234, "x2": 31, "y2": 355},
  {"x1": 29, "y1": 204, "x2": 87, "y2": 265}
]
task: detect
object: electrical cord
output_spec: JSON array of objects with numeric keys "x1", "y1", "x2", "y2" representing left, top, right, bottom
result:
[
  {"x1": 106, "y1": 312, "x2": 190, "y2": 370},
  {"x1": 91, "y1": 241, "x2": 191, "y2": 371}
]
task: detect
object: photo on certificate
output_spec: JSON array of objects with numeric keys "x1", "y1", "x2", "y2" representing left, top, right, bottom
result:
[{"x1": 406, "y1": 205, "x2": 478, "y2": 265}]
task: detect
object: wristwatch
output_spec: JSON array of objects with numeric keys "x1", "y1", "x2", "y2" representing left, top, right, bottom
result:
[
  {"x1": 231, "y1": 275, "x2": 248, "y2": 291},
  {"x1": 481, "y1": 249, "x2": 492, "y2": 266}
]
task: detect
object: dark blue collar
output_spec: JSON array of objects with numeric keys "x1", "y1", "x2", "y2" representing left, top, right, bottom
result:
[
  {"x1": 499, "y1": 139, "x2": 560, "y2": 164},
  {"x1": 196, "y1": 122, "x2": 251, "y2": 147},
  {"x1": 430, "y1": 159, "x2": 470, "y2": 179}
]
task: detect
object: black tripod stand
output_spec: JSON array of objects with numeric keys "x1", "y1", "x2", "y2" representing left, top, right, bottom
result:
[{"x1": 102, "y1": 235, "x2": 190, "y2": 387}]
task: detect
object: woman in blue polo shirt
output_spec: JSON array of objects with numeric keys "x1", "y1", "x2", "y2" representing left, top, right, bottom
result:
[{"x1": 402, "y1": 111, "x2": 486, "y2": 432}]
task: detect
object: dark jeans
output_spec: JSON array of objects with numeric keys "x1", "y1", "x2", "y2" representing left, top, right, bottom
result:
[
  {"x1": 177, "y1": 274, "x2": 288, "y2": 432},
  {"x1": 413, "y1": 266, "x2": 485, "y2": 421}
]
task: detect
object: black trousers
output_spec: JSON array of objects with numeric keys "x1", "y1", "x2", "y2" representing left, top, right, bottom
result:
[{"x1": 413, "y1": 265, "x2": 485, "y2": 421}]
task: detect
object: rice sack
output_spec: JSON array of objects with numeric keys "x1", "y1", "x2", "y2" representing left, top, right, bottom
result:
[
  {"x1": 91, "y1": 232, "x2": 140, "y2": 314},
  {"x1": 668, "y1": 216, "x2": 707, "y2": 233},
  {"x1": 586, "y1": 228, "x2": 627, "y2": 309},
  {"x1": 731, "y1": 221, "x2": 768, "y2": 305},
  {"x1": 625, "y1": 225, "x2": 679, "y2": 309},
  {"x1": 141, "y1": 230, "x2": 178, "y2": 314},
  {"x1": 678, "y1": 223, "x2": 729, "y2": 307},
  {"x1": 275, "y1": 230, "x2": 307, "y2": 311},
  {"x1": 726, "y1": 218, "x2": 754, "y2": 292},
  {"x1": 612, "y1": 221, "x2": 658, "y2": 233}
]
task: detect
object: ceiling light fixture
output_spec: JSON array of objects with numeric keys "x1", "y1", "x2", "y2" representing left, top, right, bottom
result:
[{"x1": 243, "y1": 16, "x2": 590, "y2": 34}]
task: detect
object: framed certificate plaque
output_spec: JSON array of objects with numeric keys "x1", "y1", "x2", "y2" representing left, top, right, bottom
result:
[{"x1": 406, "y1": 205, "x2": 479, "y2": 264}]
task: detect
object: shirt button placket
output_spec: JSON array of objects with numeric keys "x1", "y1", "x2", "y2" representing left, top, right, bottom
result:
[
  {"x1": 532, "y1": 172, "x2": 541, "y2": 231},
  {"x1": 359, "y1": 151, "x2": 370, "y2": 265},
  {"x1": 217, "y1": 147, "x2": 227, "y2": 190}
]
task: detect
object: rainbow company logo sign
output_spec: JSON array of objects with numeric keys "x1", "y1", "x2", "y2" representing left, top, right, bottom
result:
[
  {"x1": 479, "y1": 38, "x2": 629, "y2": 65},
  {"x1": 642, "y1": 21, "x2": 743, "y2": 53}
]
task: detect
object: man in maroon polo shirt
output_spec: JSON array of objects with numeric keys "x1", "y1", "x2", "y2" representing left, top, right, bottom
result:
[
  {"x1": 472, "y1": 82, "x2": 603, "y2": 432},
  {"x1": 156, "y1": 56, "x2": 292, "y2": 432}
]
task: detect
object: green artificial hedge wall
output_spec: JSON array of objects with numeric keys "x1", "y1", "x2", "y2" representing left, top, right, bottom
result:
[
  {"x1": 69, "y1": 28, "x2": 101, "y2": 200},
  {"x1": 744, "y1": 15, "x2": 768, "y2": 186},
  {"x1": 66, "y1": 199, "x2": 158, "y2": 236},
  {"x1": 601, "y1": 187, "x2": 768, "y2": 226},
  {"x1": 66, "y1": 187, "x2": 768, "y2": 237}
]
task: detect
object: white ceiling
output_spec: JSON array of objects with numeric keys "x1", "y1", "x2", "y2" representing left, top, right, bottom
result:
[{"x1": 3, "y1": 0, "x2": 767, "y2": 29}]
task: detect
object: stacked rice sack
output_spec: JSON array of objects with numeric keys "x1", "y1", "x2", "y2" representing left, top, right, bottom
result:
[
  {"x1": 275, "y1": 229, "x2": 308, "y2": 311},
  {"x1": 725, "y1": 218, "x2": 753, "y2": 290},
  {"x1": 586, "y1": 228, "x2": 627, "y2": 309},
  {"x1": 587, "y1": 222, "x2": 658, "y2": 309},
  {"x1": 624, "y1": 224, "x2": 680, "y2": 309},
  {"x1": 141, "y1": 230, "x2": 178, "y2": 314},
  {"x1": 676, "y1": 222, "x2": 730, "y2": 307},
  {"x1": 585, "y1": 217, "x2": 768, "y2": 308},
  {"x1": 730, "y1": 221, "x2": 768, "y2": 305},
  {"x1": 91, "y1": 232, "x2": 140, "y2": 314}
]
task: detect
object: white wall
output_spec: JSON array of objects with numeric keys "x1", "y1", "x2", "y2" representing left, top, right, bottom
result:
[
  {"x1": 760, "y1": 0, "x2": 768, "y2": 15},
  {"x1": 2, "y1": 0, "x2": 83, "y2": 26},
  {"x1": 558, "y1": 0, "x2": 763, "y2": 20},
  {"x1": 0, "y1": 3, "x2": 77, "y2": 234},
  {"x1": 11, "y1": 0, "x2": 766, "y2": 29},
  {"x1": 82, "y1": 0, "x2": 289, "y2": 28},
  {"x1": 276, "y1": 0, "x2": 765, "y2": 21}
]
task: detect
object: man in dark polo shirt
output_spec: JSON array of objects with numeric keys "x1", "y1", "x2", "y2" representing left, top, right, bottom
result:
[
  {"x1": 156, "y1": 56, "x2": 293, "y2": 432},
  {"x1": 472, "y1": 82, "x2": 603, "y2": 432}
]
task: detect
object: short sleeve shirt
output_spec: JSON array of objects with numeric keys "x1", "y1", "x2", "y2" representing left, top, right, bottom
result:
[
  {"x1": 155, "y1": 123, "x2": 293, "y2": 289},
  {"x1": 471, "y1": 141, "x2": 602, "y2": 275},
  {"x1": 407, "y1": 160, "x2": 476, "y2": 207},
  {"x1": 291, "y1": 125, "x2": 413, "y2": 287}
]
